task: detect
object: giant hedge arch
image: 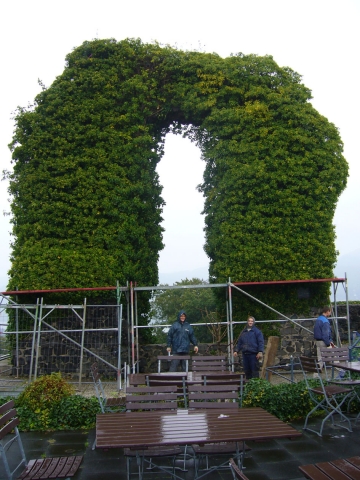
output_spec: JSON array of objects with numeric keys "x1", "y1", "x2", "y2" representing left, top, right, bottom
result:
[{"x1": 7, "y1": 38, "x2": 348, "y2": 314}]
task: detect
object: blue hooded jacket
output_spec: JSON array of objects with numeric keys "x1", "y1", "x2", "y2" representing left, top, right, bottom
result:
[
  {"x1": 314, "y1": 315, "x2": 332, "y2": 346},
  {"x1": 167, "y1": 310, "x2": 198, "y2": 353}
]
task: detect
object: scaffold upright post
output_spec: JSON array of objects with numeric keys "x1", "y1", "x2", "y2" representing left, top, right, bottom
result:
[
  {"x1": 228, "y1": 278, "x2": 234, "y2": 372},
  {"x1": 116, "y1": 280, "x2": 123, "y2": 390},
  {"x1": 34, "y1": 298, "x2": 44, "y2": 380},
  {"x1": 78, "y1": 298, "x2": 86, "y2": 388},
  {"x1": 130, "y1": 281, "x2": 135, "y2": 373},
  {"x1": 135, "y1": 286, "x2": 139, "y2": 374},
  {"x1": 15, "y1": 288, "x2": 19, "y2": 378},
  {"x1": 345, "y1": 273, "x2": 351, "y2": 345},
  {"x1": 29, "y1": 298, "x2": 40, "y2": 382}
]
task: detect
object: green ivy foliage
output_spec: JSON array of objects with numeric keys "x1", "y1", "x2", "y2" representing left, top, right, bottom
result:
[
  {"x1": 2, "y1": 373, "x2": 102, "y2": 431},
  {"x1": 6, "y1": 38, "x2": 347, "y2": 316}
]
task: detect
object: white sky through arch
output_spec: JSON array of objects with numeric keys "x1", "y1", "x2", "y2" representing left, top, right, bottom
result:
[{"x1": 157, "y1": 134, "x2": 208, "y2": 282}]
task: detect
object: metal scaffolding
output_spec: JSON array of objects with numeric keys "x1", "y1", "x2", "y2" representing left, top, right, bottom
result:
[{"x1": 0, "y1": 276, "x2": 350, "y2": 381}]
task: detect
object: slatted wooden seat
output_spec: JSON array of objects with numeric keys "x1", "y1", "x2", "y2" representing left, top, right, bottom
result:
[
  {"x1": 191, "y1": 355, "x2": 228, "y2": 372},
  {"x1": 146, "y1": 374, "x2": 187, "y2": 407},
  {"x1": 0, "y1": 400, "x2": 83, "y2": 480},
  {"x1": 202, "y1": 373, "x2": 248, "y2": 407},
  {"x1": 157, "y1": 355, "x2": 190, "y2": 373},
  {"x1": 229, "y1": 458, "x2": 250, "y2": 479},
  {"x1": 320, "y1": 347, "x2": 360, "y2": 385},
  {"x1": 90, "y1": 362, "x2": 124, "y2": 413},
  {"x1": 125, "y1": 385, "x2": 182, "y2": 479},
  {"x1": 298, "y1": 455, "x2": 360, "y2": 480},
  {"x1": 188, "y1": 383, "x2": 248, "y2": 476},
  {"x1": 126, "y1": 385, "x2": 178, "y2": 411},
  {"x1": 188, "y1": 383, "x2": 240, "y2": 409}
]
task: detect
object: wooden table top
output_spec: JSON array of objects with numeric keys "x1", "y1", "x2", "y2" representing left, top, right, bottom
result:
[
  {"x1": 328, "y1": 361, "x2": 360, "y2": 372},
  {"x1": 96, "y1": 407, "x2": 301, "y2": 449}
]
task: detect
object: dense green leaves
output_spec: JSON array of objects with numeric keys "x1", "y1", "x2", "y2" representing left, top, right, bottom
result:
[{"x1": 6, "y1": 38, "x2": 347, "y2": 315}]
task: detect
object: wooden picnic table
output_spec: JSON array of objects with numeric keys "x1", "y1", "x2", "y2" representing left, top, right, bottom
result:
[
  {"x1": 299, "y1": 455, "x2": 360, "y2": 479},
  {"x1": 96, "y1": 407, "x2": 301, "y2": 449},
  {"x1": 328, "y1": 361, "x2": 360, "y2": 373}
]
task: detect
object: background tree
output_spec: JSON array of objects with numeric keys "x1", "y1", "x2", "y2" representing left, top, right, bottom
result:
[
  {"x1": 5, "y1": 38, "x2": 348, "y2": 330},
  {"x1": 149, "y1": 278, "x2": 220, "y2": 343}
]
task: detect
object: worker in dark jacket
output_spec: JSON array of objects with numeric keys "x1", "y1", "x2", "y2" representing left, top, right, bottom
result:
[
  {"x1": 167, "y1": 310, "x2": 198, "y2": 371},
  {"x1": 314, "y1": 306, "x2": 333, "y2": 368},
  {"x1": 234, "y1": 316, "x2": 264, "y2": 379}
]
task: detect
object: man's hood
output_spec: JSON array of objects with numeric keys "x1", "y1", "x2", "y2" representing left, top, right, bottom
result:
[{"x1": 177, "y1": 310, "x2": 187, "y2": 322}]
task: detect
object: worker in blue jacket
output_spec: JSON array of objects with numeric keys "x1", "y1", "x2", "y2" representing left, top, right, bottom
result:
[
  {"x1": 167, "y1": 310, "x2": 198, "y2": 371},
  {"x1": 234, "y1": 316, "x2": 264, "y2": 379},
  {"x1": 314, "y1": 306, "x2": 333, "y2": 368}
]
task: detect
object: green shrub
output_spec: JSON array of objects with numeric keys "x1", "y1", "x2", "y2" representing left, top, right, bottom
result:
[
  {"x1": 16, "y1": 373, "x2": 75, "y2": 431},
  {"x1": 49, "y1": 395, "x2": 101, "y2": 430},
  {"x1": 243, "y1": 378, "x2": 325, "y2": 422}
]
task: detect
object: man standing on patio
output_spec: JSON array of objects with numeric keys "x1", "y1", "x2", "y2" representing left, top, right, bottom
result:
[
  {"x1": 314, "y1": 306, "x2": 333, "y2": 369},
  {"x1": 234, "y1": 316, "x2": 264, "y2": 379},
  {"x1": 167, "y1": 310, "x2": 198, "y2": 371}
]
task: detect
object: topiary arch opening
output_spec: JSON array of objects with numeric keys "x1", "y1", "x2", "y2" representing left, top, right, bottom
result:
[{"x1": 7, "y1": 38, "x2": 348, "y2": 316}]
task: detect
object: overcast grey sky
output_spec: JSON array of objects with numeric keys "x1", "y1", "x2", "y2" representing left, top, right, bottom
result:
[{"x1": 1, "y1": 0, "x2": 359, "y2": 292}]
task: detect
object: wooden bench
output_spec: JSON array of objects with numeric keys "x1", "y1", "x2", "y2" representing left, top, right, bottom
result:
[
  {"x1": 188, "y1": 382, "x2": 246, "y2": 476},
  {"x1": 188, "y1": 383, "x2": 240, "y2": 409},
  {"x1": 157, "y1": 355, "x2": 190, "y2": 372},
  {"x1": 202, "y1": 373, "x2": 247, "y2": 407},
  {"x1": 299, "y1": 455, "x2": 360, "y2": 479},
  {"x1": 126, "y1": 385, "x2": 178, "y2": 411},
  {"x1": 146, "y1": 373, "x2": 187, "y2": 407},
  {"x1": 125, "y1": 385, "x2": 182, "y2": 477},
  {"x1": 0, "y1": 400, "x2": 83, "y2": 480},
  {"x1": 191, "y1": 355, "x2": 228, "y2": 372}
]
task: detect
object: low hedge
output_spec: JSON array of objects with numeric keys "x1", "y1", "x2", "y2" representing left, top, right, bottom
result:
[{"x1": 243, "y1": 378, "x2": 360, "y2": 422}]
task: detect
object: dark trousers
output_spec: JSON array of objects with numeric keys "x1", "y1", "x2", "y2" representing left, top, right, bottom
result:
[
  {"x1": 242, "y1": 353, "x2": 259, "y2": 379},
  {"x1": 169, "y1": 352, "x2": 188, "y2": 372}
]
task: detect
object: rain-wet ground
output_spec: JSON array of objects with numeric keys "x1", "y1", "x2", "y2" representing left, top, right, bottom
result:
[{"x1": 2, "y1": 415, "x2": 360, "y2": 480}]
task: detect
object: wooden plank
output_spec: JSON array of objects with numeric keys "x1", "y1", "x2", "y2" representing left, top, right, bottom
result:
[
  {"x1": 317, "y1": 461, "x2": 355, "y2": 480},
  {"x1": 298, "y1": 464, "x2": 332, "y2": 480},
  {"x1": 331, "y1": 458, "x2": 360, "y2": 480}
]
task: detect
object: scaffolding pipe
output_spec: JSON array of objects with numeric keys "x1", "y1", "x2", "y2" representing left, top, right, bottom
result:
[
  {"x1": 29, "y1": 299, "x2": 40, "y2": 382},
  {"x1": 135, "y1": 287, "x2": 139, "y2": 374},
  {"x1": 116, "y1": 281, "x2": 123, "y2": 390},
  {"x1": 228, "y1": 279, "x2": 234, "y2": 372},
  {"x1": 34, "y1": 298, "x2": 44, "y2": 380},
  {"x1": 78, "y1": 298, "x2": 87, "y2": 388},
  {"x1": 345, "y1": 273, "x2": 351, "y2": 345},
  {"x1": 117, "y1": 303, "x2": 123, "y2": 390},
  {"x1": 15, "y1": 289, "x2": 19, "y2": 378},
  {"x1": 130, "y1": 282, "x2": 135, "y2": 373}
]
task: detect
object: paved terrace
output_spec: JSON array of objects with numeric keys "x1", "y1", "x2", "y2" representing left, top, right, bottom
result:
[{"x1": 2, "y1": 416, "x2": 360, "y2": 480}]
